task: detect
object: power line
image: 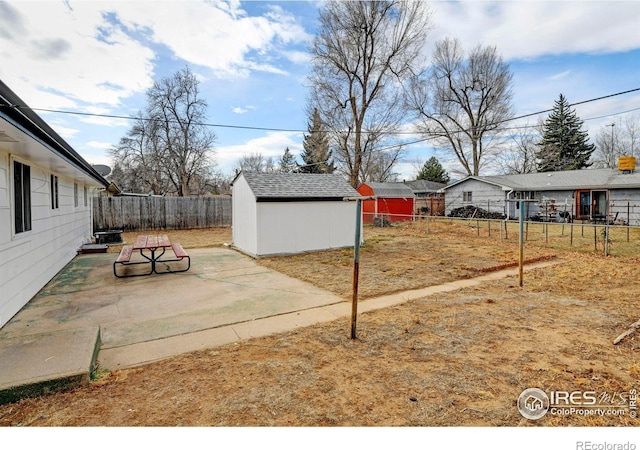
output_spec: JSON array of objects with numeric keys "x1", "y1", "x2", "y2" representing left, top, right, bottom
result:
[
  {"x1": 7, "y1": 86, "x2": 640, "y2": 141},
  {"x1": 11, "y1": 105, "x2": 308, "y2": 133},
  {"x1": 583, "y1": 106, "x2": 640, "y2": 122},
  {"x1": 497, "y1": 87, "x2": 640, "y2": 124}
]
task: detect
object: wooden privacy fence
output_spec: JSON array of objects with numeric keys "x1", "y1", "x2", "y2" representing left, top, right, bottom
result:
[{"x1": 93, "y1": 196, "x2": 232, "y2": 231}]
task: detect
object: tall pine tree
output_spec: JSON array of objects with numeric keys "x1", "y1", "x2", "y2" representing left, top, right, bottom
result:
[
  {"x1": 536, "y1": 94, "x2": 595, "y2": 172},
  {"x1": 416, "y1": 157, "x2": 450, "y2": 183},
  {"x1": 278, "y1": 147, "x2": 298, "y2": 173},
  {"x1": 299, "y1": 108, "x2": 335, "y2": 173}
]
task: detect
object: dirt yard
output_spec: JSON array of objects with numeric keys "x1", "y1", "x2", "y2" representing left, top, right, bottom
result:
[{"x1": 1, "y1": 220, "x2": 638, "y2": 427}]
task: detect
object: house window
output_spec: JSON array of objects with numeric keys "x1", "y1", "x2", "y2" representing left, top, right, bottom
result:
[
  {"x1": 51, "y1": 174, "x2": 59, "y2": 209},
  {"x1": 14, "y1": 160, "x2": 32, "y2": 234},
  {"x1": 463, "y1": 191, "x2": 472, "y2": 202},
  {"x1": 84, "y1": 186, "x2": 88, "y2": 207},
  {"x1": 516, "y1": 191, "x2": 537, "y2": 200},
  {"x1": 74, "y1": 183, "x2": 78, "y2": 207}
]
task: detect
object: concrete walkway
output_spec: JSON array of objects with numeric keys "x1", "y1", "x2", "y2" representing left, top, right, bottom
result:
[{"x1": 0, "y1": 247, "x2": 558, "y2": 404}]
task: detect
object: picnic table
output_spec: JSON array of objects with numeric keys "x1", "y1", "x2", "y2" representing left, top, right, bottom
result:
[{"x1": 113, "y1": 234, "x2": 190, "y2": 278}]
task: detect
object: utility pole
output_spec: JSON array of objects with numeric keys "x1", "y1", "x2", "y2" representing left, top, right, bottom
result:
[{"x1": 610, "y1": 123, "x2": 615, "y2": 162}]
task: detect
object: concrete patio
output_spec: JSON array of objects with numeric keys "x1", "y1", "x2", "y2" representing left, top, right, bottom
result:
[{"x1": 0, "y1": 247, "x2": 347, "y2": 403}]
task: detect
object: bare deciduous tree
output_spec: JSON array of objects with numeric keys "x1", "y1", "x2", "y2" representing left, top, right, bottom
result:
[
  {"x1": 235, "y1": 153, "x2": 278, "y2": 173},
  {"x1": 112, "y1": 66, "x2": 217, "y2": 196},
  {"x1": 308, "y1": 0, "x2": 432, "y2": 187},
  {"x1": 495, "y1": 122, "x2": 540, "y2": 175},
  {"x1": 147, "y1": 67, "x2": 217, "y2": 196},
  {"x1": 409, "y1": 38, "x2": 514, "y2": 176},
  {"x1": 109, "y1": 113, "x2": 170, "y2": 194},
  {"x1": 236, "y1": 153, "x2": 266, "y2": 173},
  {"x1": 592, "y1": 115, "x2": 640, "y2": 168},
  {"x1": 360, "y1": 147, "x2": 403, "y2": 182}
]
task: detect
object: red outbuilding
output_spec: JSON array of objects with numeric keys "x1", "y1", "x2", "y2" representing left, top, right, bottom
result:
[{"x1": 356, "y1": 182, "x2": 416, "y2": 224}]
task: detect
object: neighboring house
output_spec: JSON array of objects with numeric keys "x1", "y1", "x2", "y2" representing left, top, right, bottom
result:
[
  {"x1": 404, "y1": 179, "x2": 446, "y2": 216},
  {"x1": 442, "y1": 164, "x2": 640, "y2": 225},
  {"x1": 0, "y1": 80, "x2": 109, "y2": 329},
  {"x1": 357, "y1": 182, "x2": 415, "y2": 223},
  {"x1": 231, "y1": 172, "x2": 361, "y2": 257}
]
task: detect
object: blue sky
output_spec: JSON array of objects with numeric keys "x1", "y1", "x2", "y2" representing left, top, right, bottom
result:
[{"x1": 1, "y1": 0, "x2": 639, "y2": 181}]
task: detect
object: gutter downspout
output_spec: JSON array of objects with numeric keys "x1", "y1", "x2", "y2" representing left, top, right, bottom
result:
[{"x1": 506, "y1": 189, "x2": 514, "y2": 219}]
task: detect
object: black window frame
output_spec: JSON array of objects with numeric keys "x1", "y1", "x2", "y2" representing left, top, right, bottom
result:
[
  {"x1": 14, "y1": 160, "x2": 32, "y2": 234},
  {"x1": 50, "y1": 174, "x2": 59, "y2": 210}
]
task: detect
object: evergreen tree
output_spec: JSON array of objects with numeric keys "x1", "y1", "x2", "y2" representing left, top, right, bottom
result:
[
  {"x1": 299, "y1": 108, "x2": 335, "y2": 174},
  {"x1": 279, "y1": 147, "x2": 298, "y2": 173},
  {"x1": 536, "y1": 94, "x2": 595, "y2": 172},
  {"x1": 416, "y1": 156, "x2": 450, "y2": 183}
]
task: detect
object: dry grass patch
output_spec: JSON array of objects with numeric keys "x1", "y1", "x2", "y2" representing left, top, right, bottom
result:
[{"x1": 259, "y1": 221, "x2": 556, "y2": 299}]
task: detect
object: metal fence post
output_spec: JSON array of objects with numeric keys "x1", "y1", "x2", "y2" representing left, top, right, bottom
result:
[{"x1": 351, "y1": 199, "x2": 362, "y2": 340}]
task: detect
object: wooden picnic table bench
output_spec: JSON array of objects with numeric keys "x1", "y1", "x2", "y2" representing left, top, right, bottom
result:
[
  {"x1": 154, "y1": 242, "x2": 191, "y2": 274},
  {"x1": 113, "y1": 244, "x2": 153, "y2": 278},
  {"x1": 113, "y1": 234, "x2": 189, "y2": 277}
]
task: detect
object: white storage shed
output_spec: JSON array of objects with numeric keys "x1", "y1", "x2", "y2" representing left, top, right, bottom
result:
[{"x1": 232, "y1": 172, "x2": 361, "y2": 257}]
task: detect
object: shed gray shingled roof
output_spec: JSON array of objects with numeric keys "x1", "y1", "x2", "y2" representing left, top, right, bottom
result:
[
  {"x1": 239, "y1": 172, "x2": 360, "y2": 199},
  {"x1": 363, "y1": 182, "x2": 415, "y2": 198},
  {"x1": 445, "y1": 168, "x2": 640, "y2": 191}
]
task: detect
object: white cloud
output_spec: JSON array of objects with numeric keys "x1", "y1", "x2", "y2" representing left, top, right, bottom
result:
[
  {"x1": 79, "y1": 114, "x2": 132, "y2": 128},
  {"x1": 47, "y1": 122, "x2": 80, "y2": 140},
  {"x1": 548, "y1": 70, "x2": 572, "y2": 81},
  {"x1": 430, "y1": 1, "x2": 640, "y2": 60},
  {"x1": 86, "y1": 141, "x2": 114, "y2": 150},
  {"x1": 109, "y1": 1, "x2": 310, "y2": 78},
  {"x1": 0, "y1": 2, "x2": 155, "y2": 108},
  {"x1": 216, "y1": 131, "x2": 302, "y2": 173},
  {"x1": 282, "y1": 49, "x2": 312, "y2": 65},
  {"x1": 0, "y1": 0, "x2": 309, "y2": 113},
  {"x1": 232, "y1": 106, "x2": 256, "y2": 114}
]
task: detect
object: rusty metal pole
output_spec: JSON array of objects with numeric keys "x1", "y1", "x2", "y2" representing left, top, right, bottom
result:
[
  {"x1": 351, "y1": 199, "x2": 362, "y2": 340},
  {"x1": 628, "y1": 202, "x2": 631, "y2": 242},
  {"x1": 519, "y1": 199, "x2": 525, "y2": 287}
]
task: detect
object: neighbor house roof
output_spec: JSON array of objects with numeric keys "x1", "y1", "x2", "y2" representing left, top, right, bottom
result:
[
  {"x1": 235, "y1": 171, "x2": 360, "y2": 201},
  {"x1": 404, "y1": 179, "x2": 447, "y2": 193},
  {"x1": 359, "y1": 181, "x2": 415, "y2": 198},
  {"x1": 443, "y1": 168, "x2": 640, "y2": 192},
  {"x1": 0, "y1": 80, "x2": 109, "y2": 188}
]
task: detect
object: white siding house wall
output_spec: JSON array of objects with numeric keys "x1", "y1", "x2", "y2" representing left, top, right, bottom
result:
[
  {"x1": 255, "y1": 201, "x2": 357, "y2": 256},
  {"x1": 444, "y1": 179, "x2": 507, "y2": 216},
  {"x1": 508, "y1": 190, "x2": 575, "y2": 219},
  {"x1": 610, "y1": 190, "x2": 640, "y2": 226},
  {"x1": 445, "y1": 170, "x2": 640, "y2": 224},
  {"x1": 231, "y1": 175, "x2": 258, "y2": 256},
  {"x1": 0, "y1": 150, "x2": 94, "y2": 329}
]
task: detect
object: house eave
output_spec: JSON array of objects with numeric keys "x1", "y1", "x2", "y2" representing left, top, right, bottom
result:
[{"x1": 0, "y1": 80, "x2": 109, "y2": 188}]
